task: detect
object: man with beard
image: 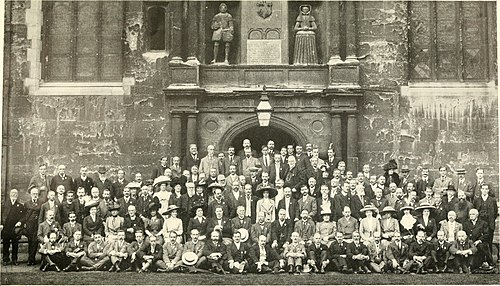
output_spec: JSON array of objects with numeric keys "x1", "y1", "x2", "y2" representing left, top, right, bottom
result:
[
  {"x1": 463, "y1": 209, "x2": 495, "y2": 271},
  {"x1": 202, "y1": 230, "x2": 229, "y2": 274},
  {"x1": 453, "y1": 168, "x2": 473, "y2": 201},
  {"x1": 2, "y1": 189, "x2": 25, "y2": 266},
  {"x1": 95, "y1": 167, "x2": 113, "y2": 196},
  {"x1": 348, "y1": 231, "x2": 371, "y2": 274},
  {"x1": 24, "y1": 187, "x2": 42, "y2": 265},
  {"x1": 37, "y1": 210, "x2": 61, "y2": 244},
  {"x1": 450, "y1": 230, "x2": 477, "y2": 273},
  {"x1": 453, "y1": 190, "x2": 474, "y2": 223},
  {"x1": 408, "y1": 230, "x2": 432, "y2": 274},
  {"x1": 284, "y1": 156, "x2": 305, "y2": 200},
  {"x1": 39, "y1": 231, "x2": 65, "y2": 272},
  {"x1": 123, "y1": 205, "x2": 145, "y2": 243},
  {"x1": 74, "y1": 166, "x2": 94, "y2": 196},
  {"x1": 96, "y1": 189, "x2": 113, "y2": 219}
]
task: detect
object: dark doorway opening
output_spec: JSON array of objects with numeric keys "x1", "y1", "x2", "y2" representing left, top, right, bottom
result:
[{"x1": 230, "y1": 126, "x2": 297, "y2": 157}]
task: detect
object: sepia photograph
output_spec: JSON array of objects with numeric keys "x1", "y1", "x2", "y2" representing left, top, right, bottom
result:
[{"x1": 0, "y1": 0, "x2": 498, "y2": 284}]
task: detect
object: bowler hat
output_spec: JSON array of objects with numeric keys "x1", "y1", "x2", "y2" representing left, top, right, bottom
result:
[{"x1": 98, "y1": 166, "x2": 107, "y2": 174}]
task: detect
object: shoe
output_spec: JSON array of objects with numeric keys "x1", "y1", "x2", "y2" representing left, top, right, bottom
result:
[
  {"x1": 295, "y1": 265, "x2": 301, "y2": 274},
  {"x1": 63, "y1": 265, "x2": 72, "y2": 272},
  {"x1": 394, "y1": 269, "x2": 401, "y2": 274},
  {"x1": 157, "y1": 268, "x2": 168, "y2": 273},
  {"x1": 115, "y1": 266, "x2": 121, "y2": 272},
  {"x1": 82, "y1": 266, "x2": 94, "y2": 271},
  {"x1": 420, "y1": 269, "x2": 428, "y2": 274},
  {"x1": 27, "y1": 262, "x2": 34, "y2": 266},
  {"x1": 320, "y1": 267, "x2": 325, "y2": 274},
  {"x1": 42, "y1": 264, "x2": 48, "y2": 272},
  {"x1": 138, "y1": 269, "x2": 144, "y2": 273},
  {"x1": 363, "y1": 266, "x2": 371, "y2": 274},
  {"x1": 458, "y1": 268, "x2": 464, "y2": 274},
  {"x1": 109, "y1": 265, "x2": 115, "y2": 272},
  {"x1": 288, "y1": 265, "x2": 294, "y2": 274}
]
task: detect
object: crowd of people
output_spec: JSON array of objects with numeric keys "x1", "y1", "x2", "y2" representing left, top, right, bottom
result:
[{"x1": 1, "y1": 139, "x2": 499, "y2": 275}]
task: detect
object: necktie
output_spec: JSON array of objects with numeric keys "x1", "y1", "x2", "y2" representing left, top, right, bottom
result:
[{"x1": 264, "y1": 157, "x2": 268, "y2": 167}]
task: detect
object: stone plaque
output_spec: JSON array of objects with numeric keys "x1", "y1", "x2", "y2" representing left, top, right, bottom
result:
[{"x1": 247, "y1": 40, "x2": 281, "y2": 64}]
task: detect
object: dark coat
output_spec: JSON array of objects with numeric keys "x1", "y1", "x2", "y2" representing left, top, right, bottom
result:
[
  {"x1": 462, "y1": 219, "x2": 490, "y2": 242},
  {"x1": 1, "y1": 199, "x2": 25, "y2": 238},
  {"x1": 206, "y1": 217, "x2": 232, "y2": 238},
  {"x1": 187, "y1": 216, "x2": 208, "y2": 237},
  {"x1": 23, "y1": 198, "x2": 41, "y2": 233},
  {"x1": 227, "y1": 242, "x2": 251, "y2": 262},
  {"x1": 50, "y1": 174, "x2": 75, "y2": 193},
  {"x1": 276, "y1": 197, "x2": 299, "y2": 222},
  {"x1": 415, "y1": 216, "x2": 438, "y2": 239},
  {"x1": 269, "y1": 219, "x2": 293, "y2": 248},
  {"x1": 408, "y1": 240, "x2": 432, "y2": 257},
  {"x1": 82, "y1": 215, "x2": 104, "y2": 239},
  {"x1": 74, "y1": 176, "x2": 94, "y2": 196}
]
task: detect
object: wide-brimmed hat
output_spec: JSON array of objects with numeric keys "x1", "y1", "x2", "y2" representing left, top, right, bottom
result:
[
  {"x1": 415, "y1": 202, "x2": 436, "y2": 211},
  {"x1": 400, "y1": 205, "x2": 414, "y2": 212},
  {"x1": 456, "y1": 168, "x2": 466, "y2": 175},
  {"x1": 445, "y1": 185, "x2": 456, "y2": 192},
  {"x1": 380, "y1": 206, "x2": 397, "y2": 214},
  {"x1": 360, "y1": 205, "x2": 378, "y2": 213},
  {"x1": 153, "y1": 176, "x2": 171, "y2": 187},
  {"x1": 401, "y1": 165, "x2": 410, "y2": 172},
  {"x1": 148, "y1": 201, "x2": 160, "y2": 212},
  {"x1": 126, "y1": 182, "x2": 142, "y2": 190},
  {"x1": 383, "y1": 159, "x2": 398, "y2": 171},
  {"x1": 207, "y1": 183, "x2": 224, "y2": 192},
  {"x1": 162, "y1": 205, "x2": 180, "y2": 216},
  {"x1": 182, "y1": 252, "x2": 198, "y2": 266},
  {"x1": 320, "y1": 210, "x2": 332, "y2": 216},
  {"x1": 109, "y1": 202, "x2": 121, "y2": 211},
  {"x1": 85, "y1": 200, "x2": 100, "y2": 210},
  {"x1": 237, "y1": 228, "x2": 249, "y2": 242},
  {"x1": 248, "y1": 167, "x2": 259, "y2": 172},
  {"x1": 98, "y1": 166, "x2": 107, "y2": 174},
  {"x1": 256, "y1": 186, "x2": 277, "y2": 198}
]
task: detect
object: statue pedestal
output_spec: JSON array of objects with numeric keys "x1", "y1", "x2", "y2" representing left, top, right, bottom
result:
[{"x1": 240, "y1": 1, "x2": 288, "y2": 65}]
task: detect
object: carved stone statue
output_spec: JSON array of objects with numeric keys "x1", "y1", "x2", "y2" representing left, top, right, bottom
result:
[
  {"x1": 293, "y1": 5, "x2": 318, "y2": 65},
  {"x1": 211, "y1": 3, "x2": 234, "y2": 65}
]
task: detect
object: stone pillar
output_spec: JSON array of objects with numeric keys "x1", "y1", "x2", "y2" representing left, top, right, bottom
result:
[
  {"x1": 330, "y1": 114, "x2": 343, "y2": 156},
  {"x1": 185, "y1": 1, "x2": 201, "y2": 65},
  {"x1": 345, "y1": 1, "x2": 358, "y2": 63},
  {"x1": 347, "y1": 113, "x2": 359, "y2": 172},
  {"x1": 326, "y1": 1, "x2": 342, "y2": 65},
  {"x1": 186, "y1": 114, "x2": 198, "y2": 150},
  {"x1": 171, "y1": 113, "x2": 182, "y2": 156}
]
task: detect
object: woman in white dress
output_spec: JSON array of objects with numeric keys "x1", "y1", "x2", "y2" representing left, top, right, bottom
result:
[
  {"x1": 359, "y1": 205, "x2": 381, "y2": 245},
  {"x1": 162, "y1": 205, "x2": 183, "y2": 243},
  {"x1": 153, "y1": 176, "x2": 172, "y2": 216}
]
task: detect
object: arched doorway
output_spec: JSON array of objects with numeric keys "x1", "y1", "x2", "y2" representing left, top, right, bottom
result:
[{"x1": 230, "y1": 126, "x2": 297, "y2": 157}]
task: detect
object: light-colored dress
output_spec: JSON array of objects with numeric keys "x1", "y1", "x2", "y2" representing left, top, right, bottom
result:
[
  {"x1": 359, "y1": 216, "x2": 381, "y2": 243},
  {"x1": 256, "y1": 198, "x2": 276, "y2": 222}
]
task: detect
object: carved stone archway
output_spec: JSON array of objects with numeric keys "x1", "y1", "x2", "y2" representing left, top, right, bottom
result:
[{"x1": 219, "y1": 116, "x2": 308, "y2": 152}]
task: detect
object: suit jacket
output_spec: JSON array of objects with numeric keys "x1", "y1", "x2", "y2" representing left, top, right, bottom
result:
[
  {"x1": 23, "y1": 198, "x2": 41, "y2": 232},
  {"x1": 247, "y1": 176, "x2": 262, "y2": 195},
  {"x1": 367, "y1": 241, "x2": 386, "y2": 262},
  {"x1": 258, "y1": 155, "x2": 274, "y2": 174},
  {"x1": 408, "y1": 240, "x2": 431, "y2": 257},
  {"x1": 207, "y1": 217, "x2": 232, "y2": 238},
  {"x1": 431, "y1": 240, "x2": 451, "y2": 261},
  {"x1": 473, "y1": 195, "x2": 498, "y2": 230},
  {"x1": 202, "y1": 240, "x2": 228, "y2": 261},
  {"x1": 269, "y1": 161, "x2": 287, "y2": 184},
  {"x1": 471, "y1": 179, "x2": 496, "y2": 199},
  {"x1": 432, "y1": 177, "x2": 453, "y2": 195},
  {"x1": 240, "y1": 156, "x2": 261, "y2": 177},
  {"x1": 230, "y1": 216, "x2": 252, "y2": 232},
  {"x1": 415, "y1": 216, "x2": 437, "y2": 238},
  {"x1": 439, "y1": 220, "x2": 463, "y2": 242},
  {"x1": 227, "y1": 242, "x2": 251, "y2": 262},
  {"x1": 109, "y1": 240, "x2": 130, "y2": 256},
  {"x1": 296, "y1": 153, "x2": 313, "y2": 174},
  {"x1": 294, "y1": 219, "x2": 315, "y2": 242},
  {"x1": 333, "y1": 192, "x2": 351, "y2": 221},
  {"x1": 187, "y1": 216, "x2": 208, "y2": 237},
  {"x1": 337, "y1": 216, "x2": 359, "y2": 239},
  {"x1": 385, "y1": 240, "x2": 410, "y2": 262},
  {"x1": 60, "y1": 201, "x2": 80, "y2": 224},
  {"x1": 183, "y1": 240, "x2": 205, "y2": 258},
  {"x1": 37, "y1": 220, "x2": 61, "y2": 243},
  {"x1": 94, "y1": 177, "x2": 113, "y2": 196},
  {"x1": 347, "y1": 241, "x2": 369, "y2": 258},
  {"x1": 28, "y1": 174, "x2": 52, "y2": 199},
  {"x1": 225, "y1": 190, "x2": 246, "y2": 218},
  {"x1": 123, "y1": 215, "x2": 145, "y2": 242},
  {"x1": 270, "y1": 219, "x2": 292, "y2": 248},
  {"x1": 351, "y1": 195, "x2": 371, "y2": 219},
  {"x1": 199, "y1": 156, "x2": 219, "y2": 176},
  {"x1": 297, "y1": 196, "x2": 317, "y2": 218},
  {"x1": 224, "y1": 156, "x2": 241, "y2": 176},
  {"x1": 329, "y1": 240, "x2": 350, "y2": 258},
  {"x1": 283, "y1": 242, "x2": 306, "y2": 258},
  {"x1": 87, "y1": 240, "x2": 110, "y2": 259},
  {"x1": 65, "y1": 239, "x2": 87, "y2": 254},
  {"x1": 462, "y1": 219, "x2": 489, "y2": 242},
  {"x1": 117, "y1": 197, "x2": 137, "y2": 217},
  {"x1": 50, "y1": 174, "x2": 75, "y2": 192},
  {"x1": 207, "y1": 199, "x2": 230, "y2": 219},
  {"x1": 250, "y1": 222, "x2": 272, "y2": 244},
  {"x1": 151, "y1": 164, "x2": 169, "y2": 180},
  {"x1": 139, "y1": 242, "x2": 163, "y2": 262},
  {"x1": 112, "y1": 179, "x2": 129, "y2": 199},
  {"x1": 1, "y1": 199, "x2": 25, "y2": 235},
  {"x1": 415, "y1": 177, "x2": 434, "y2": 198},
  {"x1": 182, "y1": 154, "x2": 200, "y2": 173},
  {"x1": 449, "y1": 239, "x2": 477, "y2": 258},
  {"x1": 277, "y1": 197, "x2": 299, "y2": 222},
  {"x1": 62, "y1": 222, "x2": 83, "y2": 241},
  {"x1": 74, "y1": 176, "x2": 95, "y2": 196},
  {"x1": 283, "y1": 166, "x2": 305, "y2": 196},
  {"x1": 249, "y1": 244, "x2": 279, "y2": 264},
  {"x1": 39, "y1": 200, "x2": 61, "y2": 225},
  {"x1": 307, "y1": 243, "x2": 329, "y2": 261},
  {"x1": 82, "y1": 215, "x2": 104, "y2": 238},
  {"x1": 453, "y1": 178, "x2": 474, "y2": 200}
]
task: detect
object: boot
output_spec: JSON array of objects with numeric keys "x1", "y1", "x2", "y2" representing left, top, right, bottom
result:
[{"x1": 288, "y1": 265, "x2": 294, "y2": 274}]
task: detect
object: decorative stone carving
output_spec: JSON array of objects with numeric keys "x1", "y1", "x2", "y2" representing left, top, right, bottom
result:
[
  {"x1": 293, "y1": 5, "x2": 318, "y2": 65},
  {"x1": 256, "y1": 1, "x2": 273, "y2": 19},
  {"x1": 211, "y1": 3, "x2": 234, "y2": 65}
]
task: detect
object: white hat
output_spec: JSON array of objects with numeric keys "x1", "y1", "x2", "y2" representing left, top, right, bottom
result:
[
  {"x1": 237, "y1": 228, "x2": 249, "y2": 242},
  {"x1": 181, "y1": 252, "x2": 198, "y2": 266}
]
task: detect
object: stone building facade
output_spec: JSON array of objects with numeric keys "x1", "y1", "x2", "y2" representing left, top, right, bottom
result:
[{"x1": 2, "y1": 1, "x2": 498, "y2": 197}]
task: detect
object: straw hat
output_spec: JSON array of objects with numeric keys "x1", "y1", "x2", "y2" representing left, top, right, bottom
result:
[
  {"x1": 360, "y1": 205, "x2": 378, "y2": 213},
  {"x1": 153, "y1": 176, "x2": 171, "y2": 187},
  {"x1": 415, "y1": 202, "x2": 436, "y2": 211},
  {"x1": 380, "y1": 206, "x2": 397, "y2": 214},
  {"x1": 162, "y1": 205, "x2": 180, "y2": 216},
  {"x1": 181, "y1": 252, "x2": 198, "y2": 266},
  {"x1": 237, "y1": 228, "x2": 249, "y2": 242},
  {"x1": 400, "y1": 205, "x2": 414, "y2": 212}
]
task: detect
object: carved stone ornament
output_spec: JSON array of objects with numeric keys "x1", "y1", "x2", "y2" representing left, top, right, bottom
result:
[{"x1": 256, "y1": 1, "x2": 273, "y2": 19}]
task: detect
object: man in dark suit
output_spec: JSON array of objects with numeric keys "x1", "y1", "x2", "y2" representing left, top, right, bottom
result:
[
  {"x1": 225, "y1": 181, "x2": 246, "y2": 218},
  {"x1": 37, "y1": 210, "x2": 61, "y2": 244},
  {"x1": 283, "y1": 156, "x2": 305, "y2": 200},
  {"x1": 74, "y1": 166, "x2": 94, "y2": 196},
  {"x1": 95, "y1": 166, "x2": 113, "y2": 196},
  {"x1": 111, "y1": 169, "x2": 128, "y2": 199},
  {"x1": 206, "y1": 206, "x2": 233, "y2": 241},
  {"x1": 202, "y1": 230, "x2": 229, "y2": 273},
  {"x1": 151, "y1": 156, "x2": 169, "y2": 180},
  {"x1": 230, "y1": 206, "x2": 252, "y2": 233},
  {"x1": 408, "y1": 230, "x2": 433, "y2": 274},
  {"x1": 454, "y1": 168, "x2": 473, "y2": 201},
  {"x1": 385, "y1": 232, "x2": 411, "y2": 273},
  {"x1": 347, "y1": 231, "x2": 371, "y2": 273},
  {"x1": 297, "y1": 185, "x2": 318, "y2": 219},
  {"x1": 462, "y1": 208, "x2": 494, "y2": 271},
  {"x1": 258, "y1": 146, "x2": 273, "y2": 174},
  {"x1": 243, "y1": 184, "x2": 258, "y2": 223},
  {"x1": 117, "y1": 187, "x2": 136, "y2": 217},
  {"x1": 39, "y1": 190, "x2": 61, "y2": 225},
  {"x1": 473, "y1": 184, "x2": 498, "y2": 247},
  {"x1": 270, "y1": 209, "x2": 293, "y2": 251},
  {"x1": 328, "y1": 232, "x2": 352, "y2": 273},
  {"x1": 470, "y1": 168, "x2": 495, "y2": 199},
  {"x1": 50, "y1": 164, "x2": 75, "y2": 193},
  {"x1": 295, "y1": 145, "x2": 313, "y2": 174},
  {"x1": 123, "y1": 205, "x2": 145, "y2": 243},
  {"x1": 60, "y1": 191, "x2": 80, "y2": 225},
  {"x1": 223, "y1": 146, "x2": 241, "y2": 176},
  {"x1": 294, "y1": 209, "x2": 315, "y2": 245},
  {"x1": 249, "y1": 234, "x2": 281, "y2": 273},
  {"x1": 226, "y1": 231, "x2": 251, "y2": 273},
  {"x1": 333, "y1": 182, "x2": 352, "y2": 221},
  {"x1": 415, "y1": 167, "x2": 434, "y2": 199},
  {"x1": 63, "y1": 230, "x2": 94, "y2": 271},
  {"x1": 24, "y1": 187, "x2": 42, "y2": 265},
  {"x1": 277, "y1": 187, "x2": 299, "y2": 223},
  {"x1": 183, "y1": 144, "x2": 200, "y2": 172},
  {"x1": 138, "y1": 234, "x2": 166, "y2": 272},
  {"x1": 431, "y1": 230, "x2": 452, "y2": 272},
  {"x1": 269, "y1": 153, "x2": 287, "y2": 184},
  {"x1": 28, "y1": 163, "x2": 52, "y2": 202},
  {"x1": 250, "y1": 212, "x2": 272, "y2": 245},
  {"x1": 2, "y1": 189, "x2": 25, "y2": 265}
]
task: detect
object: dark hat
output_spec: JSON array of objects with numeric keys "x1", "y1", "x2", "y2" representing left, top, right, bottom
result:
[
  {"x1": 171, "y1": 177, "x2": 182, "y2": 187},
  {"x1": 256, "y1": 186, "x2": 277, "y2": 198},
  {"x1": 98, "y1": 166, "x2": 107, "y2": 174},
  {"x1": 85, "y1": 200, "x2": 100, "y2": 210},
  {"x1": 401, "y1": 165, "x2": 410, "y2": 172},
  {"x1": 144, "y1": 179, "x2": 154, "y2": 186},
  {"x1": 190, "y1": 203, "x2": 205, "y2": 217},
  {"x1": 320, "y1": 210, "x2": 332, "y2": 216},
  {"x1": 384, "y1": 159, "x2": 398, "y2": 171},
  {"x1": 456, "y1": 168, "x2": 466, "y2": 175},
  {"x1": 415, "y1": 202, "x2": 436, "y2": 211},
  {"x1": 196, "y1": 180, "x2": 207, "y2": 188},
  {"x1": 148, "y1": 201, "x2": 160, "y2": 212},
  {"x1": 109, "y1": 203, "x2": 121, "y2": 211},
  {"x1": 446, "y1": 185, "x2": 456, "y2": 192},
  {"x1": 207, "y1": 183, "x2": 224, "y2": 192},
  {"x1": 162, "y1": 205, "x2": 180, "y2": 216}
]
